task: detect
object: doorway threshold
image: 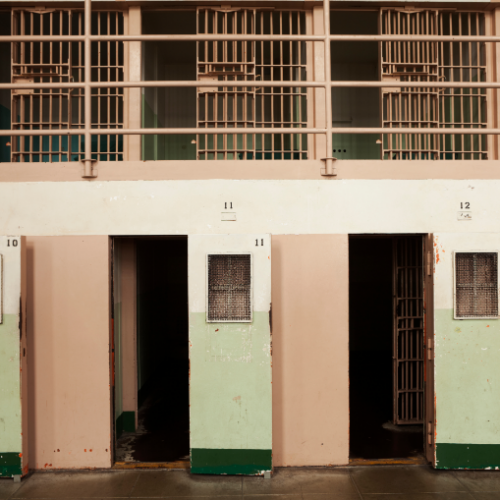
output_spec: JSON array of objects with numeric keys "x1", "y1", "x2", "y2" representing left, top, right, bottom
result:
[
  {"x1": 113, "y1": 460, "x2": 190, "y2": 470},
  {"x1": 349, "y1": 456, "x2": 427, "y2": 466}
]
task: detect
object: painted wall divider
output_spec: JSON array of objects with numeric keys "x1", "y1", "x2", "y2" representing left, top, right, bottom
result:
[
  {"x1": 0, "y1": 236, "x2": 27, "y2": 478},
  {"x1": 188, "y1": 234, "x2": 272, "y2": 475}
]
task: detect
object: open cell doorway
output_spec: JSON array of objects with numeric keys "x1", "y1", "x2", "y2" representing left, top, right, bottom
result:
[
  {"x1": 349, "y1": 235, "x2": 425, "y2": 461},
  {"x1": 112, "y1": 237, "x2": 189, "y2": 465}
]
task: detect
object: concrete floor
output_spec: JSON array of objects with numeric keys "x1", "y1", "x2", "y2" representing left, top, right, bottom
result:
[{"x1": 0, "y1": 467, "x2": 499, "y2": 500}]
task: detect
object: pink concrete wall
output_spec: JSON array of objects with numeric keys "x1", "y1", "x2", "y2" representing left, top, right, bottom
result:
[
  {"x1": 26, "y1": 237, "x2": 112, "y2": 469},
  {"x1": 272, "y1": 235, "x2": 349, "y2": 466}
]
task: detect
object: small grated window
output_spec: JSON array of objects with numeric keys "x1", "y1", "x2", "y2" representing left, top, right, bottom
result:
[
  {"x1": 455, "y1": 252, "x2": 498, "y2": 318},
  {"x1": 207, "y1": 254, "x2": 252, "y2": 322}
]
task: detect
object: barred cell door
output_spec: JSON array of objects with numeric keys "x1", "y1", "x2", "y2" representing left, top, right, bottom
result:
[
  {"x1": 393, "y1": 236, "x2": 424, "y2": 425},
  {"x1": 11, "y1": 8, "x2": 124, "y2": 162},
  {"x1": 188, "y1": 235, "x2": 272, "y2": 475},
  {"x1": 196, "y1": 7, "x2": 308, "y2": 160},
  {"x1": 381, "y1": 9, "x2": 440, "y2": 160},
  {"x1": 423, "y1": 234, "x2": 435, "y2": 464}
]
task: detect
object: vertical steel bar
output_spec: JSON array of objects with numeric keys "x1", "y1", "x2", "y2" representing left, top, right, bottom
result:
[
  {"x1": 323, "y1": 0, "x2": 333, "y2": 174},
  {"x1": 83, "y1": 0, "x2": 93, "y2": 176},
  {"x1": 393, "y1": 237, "x2": 398, "y2": 424}
]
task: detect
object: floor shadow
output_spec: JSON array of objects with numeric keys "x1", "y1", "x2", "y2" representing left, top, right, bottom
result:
[{"x1": 116, "y1": 363, "x2": 189, "y2": 463}]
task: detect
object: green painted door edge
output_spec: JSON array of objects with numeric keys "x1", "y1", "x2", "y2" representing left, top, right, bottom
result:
[
  {"x1": 122, "y1": 411, "x2": 136, "y2": 433},
  {"x1": 0, "y1": 452, "x2": 22, "y2": 477},
  {"x1": 116, "y1": 412, "x2": 124, "y2": 440},
  {"x1": 436, "y1": 443, "x2": 500, "y2": 469},
  {"x1": 191, "y1": 448, "x2": 272, "y2": 475},
  {"x1": 116, "y1": 411, "x2": 136, "y2": 440}
]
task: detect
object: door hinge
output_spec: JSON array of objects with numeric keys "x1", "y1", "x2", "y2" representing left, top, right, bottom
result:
[
  {"x1": 427, "y1": 421, "x2": 433, "y2": 445},
  {"x1": 427, "y1": 338, "x2": 433, "y2": 360},
  {"x1": 269, "y1": 303, "x2": 272, "y2": 334},
  {"x1": 426, "y1": 250, "x2": 432, "y2": 276}
]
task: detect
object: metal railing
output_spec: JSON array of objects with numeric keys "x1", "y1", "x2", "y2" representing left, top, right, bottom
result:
[{"x1": 1, "y1": 0, "x2": 500, "y2": 177}]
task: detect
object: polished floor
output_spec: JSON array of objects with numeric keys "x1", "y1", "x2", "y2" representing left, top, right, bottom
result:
[{"x1": 1, "y1": 466, "x2": 499, "y2": 500}]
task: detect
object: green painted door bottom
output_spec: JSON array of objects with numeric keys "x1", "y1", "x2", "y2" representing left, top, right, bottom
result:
[
  {"x1": 191, "y1": 448, "x2": 272, "y2": 475},
  {"x1": 436, "y1": 444, "x2": 500, "y2": 469},
  {"x1": 116, "y1": 411, "x2": 136, "y2": 439},
  {"x1": 0, "y1": 453, "x2": 22, "y2": 477}
]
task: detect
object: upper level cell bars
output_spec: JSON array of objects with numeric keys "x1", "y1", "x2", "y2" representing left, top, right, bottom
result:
[
  {"x1": 11, "y1": 9, "x2": 124, "y2": 162},
  {"x1": 381, "y1": 9, "x2": 440, "y2": 160},
  {"x1": 381, "y1": 9, "x2": 488, "y2": 160},
  {"x1": 91, "y1": 11, "x2": 125, "y2": 161},
  {"x1": 196, "y1": 8, "x2": 308, "y2": 160},
  {"x1": 439, "y1": 11, "x2": 487, "y2": 160}
]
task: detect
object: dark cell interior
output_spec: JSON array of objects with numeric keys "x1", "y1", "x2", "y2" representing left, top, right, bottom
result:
[
  {"x1": 349, "y1": 236, "x2": 423, "y2": 460},
  {"x1": 142, "y1": 12, "x2": 197, "y2": 160},
  {"x1": 330, "y1": 11, "x2": 380, "y2": 160},
  {"x1": 0, "y1": 12, "x2": 11, "y2": 163},
  {"x1": 115, "y1": 238, "x2": 189, "y2": 463}
]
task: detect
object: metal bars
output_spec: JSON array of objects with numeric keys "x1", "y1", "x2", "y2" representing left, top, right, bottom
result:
[
  {"x1": 455, "y1": 252, "x2": 498, "y2": 318},
  {"x1": 196, "y1": 8, "x2": 307, "y2": 160},
  {"x1": 382, "y1": 9, "x2": 488, "y2": 160},
  {"x1": 393, "y1": 236, "x2": 424, "y2": 425},
  {"x1": 91, "y1": 10, "x2": 124, "y2": 162},
  {"x1": 11, "y1": 7, "x2": 123, "y2": 163},
  {"x1": 2, "y1": 1, "x2": 499, "y2": 172},
  {"x1": 207, "y1": 254, "x2": 252, "y2": 322},
  {"x1": 439, "y1": 11, "x2": 487, "y2": 160},
  {"x1": 12, "y1": 9, "x2": 77, "y2": 162},
  {"x1": 382, "y1": 9, "x2": 440, "y2": 160}
]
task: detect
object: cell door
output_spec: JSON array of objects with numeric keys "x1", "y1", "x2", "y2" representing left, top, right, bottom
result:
[
  {"x1": 0, "y1": 236, "x2": 28, "y2": 478},
  {"x1": 381, "y1": 9, "x2": 440, "y2": 160},
  {"x1": 196, "y1": 8, "x2": 308, "y2": 160},
  {"x1": 393, "y1": 236, "x2": 424, "y2": 425},
  {"x1": 11, "y1": 8, "x2": 124, "y2": 162},
  {"x1": 188, "y1": 235, "x2": 272, "y2": 475},
  {"x1": 423, "y1": 234, "x2": 435, "y2": 464}
]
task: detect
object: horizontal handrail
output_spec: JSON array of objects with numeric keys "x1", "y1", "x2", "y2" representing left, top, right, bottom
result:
[
  {"x1": 1, "y1": 34, "x2": 500, "y2": 43},
  {"x1": 0, "y1": 81, "x2": 495, "y2": 90},
  {"x1": 0, "y1": 127, "x2": 496, "y2": 137}
]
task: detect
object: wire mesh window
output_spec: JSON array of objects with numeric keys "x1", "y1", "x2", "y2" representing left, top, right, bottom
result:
[
  {"x1": 197, "y1": 8, "x2": 308, "y2": 160},
  {"x1": 381, "y1": 9, "x2": 487, "y2": 160},
  {"x1": 11, "y1": 9, "x2": 124, "y2": 162},
  {"x1": 455, "y1": 252, "x2": 498, "y2": 318},
  {"x1": 207, "y1": 254, "x2": 252, "y2": 322}
]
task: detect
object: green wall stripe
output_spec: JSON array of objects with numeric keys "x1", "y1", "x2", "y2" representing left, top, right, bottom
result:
[
  {"x1": 0, "y1": 452, "x2": 22, "y2": 477},
  {"x1": 191, "y1": 448, "x2": 271, "y2": 475},
  {"x1": 436, "y1": 443, "x2": 500, "y2": 469}
]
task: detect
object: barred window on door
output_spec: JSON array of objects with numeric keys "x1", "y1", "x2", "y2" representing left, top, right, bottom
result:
[
  {"x1": 207, "y1": 254, "x2": 252, "y2": 322},
  {"x1": 455, "y1": 252, "x2": 499, "y2": 319}
]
